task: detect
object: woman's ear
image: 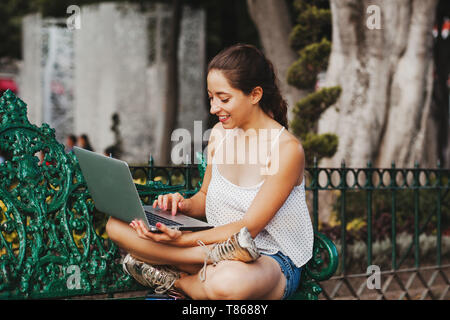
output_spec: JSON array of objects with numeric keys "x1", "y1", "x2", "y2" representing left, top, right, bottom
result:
[{"x1": 250, "y1": 86, "x2": 263, "y2": 105}]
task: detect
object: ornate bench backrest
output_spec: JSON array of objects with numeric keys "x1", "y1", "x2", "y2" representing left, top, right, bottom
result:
[{"x1": 0, "y1": 90, "x2": 138, "y2": 298}]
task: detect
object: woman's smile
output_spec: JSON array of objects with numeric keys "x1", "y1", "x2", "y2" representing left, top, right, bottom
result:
[{"x1": 219, "y1": 115, "x2": 231, "y2": 123}]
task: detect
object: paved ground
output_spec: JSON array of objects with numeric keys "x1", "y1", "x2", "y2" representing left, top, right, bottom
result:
[{"x1": 319, "y1": 264, "x2": 450, "y2": 300}]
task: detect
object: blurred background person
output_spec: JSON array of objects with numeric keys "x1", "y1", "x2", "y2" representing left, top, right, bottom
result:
[
  {"x1": 78, "y1": 134, "x2": 94, "y2": 152},
  {"x1": 65, "y1": 134, "x2": 77, "y2": 153}
]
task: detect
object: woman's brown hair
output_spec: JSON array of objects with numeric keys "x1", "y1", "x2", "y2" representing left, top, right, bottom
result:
[{"x1": 208, "y1": 43, "x2": 289, "y2": 129}]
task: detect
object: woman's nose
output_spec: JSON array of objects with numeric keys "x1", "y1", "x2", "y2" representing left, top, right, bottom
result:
[{"x1": 209, "y1": 99, "x2": 221, "y2": 114}]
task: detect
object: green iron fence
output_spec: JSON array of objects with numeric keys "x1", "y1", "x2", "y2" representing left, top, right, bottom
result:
[{"x1": 306, "y1": 159, "x2": 450, "y2": 300}]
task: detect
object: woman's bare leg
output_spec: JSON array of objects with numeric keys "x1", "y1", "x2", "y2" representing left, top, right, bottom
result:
[
  {"x1": 106, "y1": 217, "x2": 207, "y2": 265},
  {"x1": 107, "y1": 217, "x2": 286, "y2": 300},
  {"x1": 174, "y1": 256, "x2": 286, "y2": 300}
]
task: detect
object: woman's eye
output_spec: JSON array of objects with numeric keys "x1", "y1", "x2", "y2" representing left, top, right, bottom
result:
[{"x1": 208, "y1": 96, "x2": 229, "y2": 103}]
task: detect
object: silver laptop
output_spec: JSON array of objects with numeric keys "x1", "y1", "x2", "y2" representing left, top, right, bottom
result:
[{"x1": 73, "y1": 146, "x2": 213, "y2": 233}]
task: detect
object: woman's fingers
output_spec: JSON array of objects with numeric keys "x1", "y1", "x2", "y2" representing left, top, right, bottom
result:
[
  {"x1": 156, "y1": 222, "x2": 181, "y2": 239},
  {"x1": 162, "y1": 195, "x2": 169, "y2": 210},
  {"x1": 130, "y1": 220, "x2": 151, "y2": 240},
  {"x1": 156, "y1": 194, "x2": 171, "y2": 210},
  {"x1": 171, "y1": 192, "x2": 184, "y2": 216},
  {"x1": 158, "y1": 195, "x2": 163, "y2": 209},
  {"x1": 131, "y1": 220, "x2": 181, "y2": 242},
  {"x1": 135, "y1": 221, "x2": 160, "y2": 241},
  {"x1": 171, "y1": 196, "x2": 178, "y2": 216},
  {"x1": 153, "y1": 193, "x2": 184, "y2": 215}
]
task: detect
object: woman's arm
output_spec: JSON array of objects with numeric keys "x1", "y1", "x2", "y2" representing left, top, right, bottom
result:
[
  {"x1": 177, "y1": 139, "x2": 305, "y2": 247},
  {"x1": 183, "y1": 187, "x2": 207, "y2": 219}
]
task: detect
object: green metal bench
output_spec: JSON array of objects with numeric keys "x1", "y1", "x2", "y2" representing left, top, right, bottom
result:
[{"x1": 0, "y1": 90, "x2": 338, "y2": 299}]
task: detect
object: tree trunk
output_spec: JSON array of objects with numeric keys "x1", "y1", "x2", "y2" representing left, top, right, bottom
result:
[
  {"x1": 318, "y1": 0, "x2": 439, "y2": 169},
  {"x1": 160, "y1": 0, "x2": 181, "y2": 165},
  {"x1": 246, "y1": 0, "x2": 306, "y2": 123},
  {"x1": 314, "y1": 0, "x2": 440, "y2": 224}
]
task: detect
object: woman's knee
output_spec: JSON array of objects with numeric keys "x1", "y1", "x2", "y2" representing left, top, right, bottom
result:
[
  {"x1": 105, "y1": 217, "x2": 122, "y2": 243},
  {"x1": 203, "y1": 263, "x2": 251, "y2": 300}
]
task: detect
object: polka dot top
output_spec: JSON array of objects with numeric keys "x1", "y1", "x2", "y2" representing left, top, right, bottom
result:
[{"x1": 205, "y1": 127, "x2": 314, "y2": 268}]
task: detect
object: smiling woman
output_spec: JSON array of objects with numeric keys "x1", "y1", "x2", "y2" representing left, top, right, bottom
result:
[
  {"x1": 106, "y1": 43, "x2": 313, "y2": 300},
  {"x1": 207, "y1": 44, "x2": 289, "y2": 132}
]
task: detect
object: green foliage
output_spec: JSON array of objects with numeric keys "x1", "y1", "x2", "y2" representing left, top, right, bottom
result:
[
  {"x1": 302, "y1": 132, "x2": 338, "y2": 165},
  {"x1": 290, "y1": 86, "x2": 341, "y2": 164},
  {"x1": 320, "y1": 187, "x2": 450, "y2": 258},
  {"x1": 293, "y1": 0, "x2": 330, "y2": 11},
  {"x1": 289, "y1": 5, "x2": 331, "y2": 52},
  {"x1": 0, "y1": 0, "x2": 112, "y2": 58},
  {"x1": 287, "y1": 0, "x2": 341, "y2": 164},
  {"x1": 287, "y1": 38, "x2": 331, "y2": 90},
  {"x1": 292, "y1": 86, "x2": 341, "y2": 132},
  {"x1": 0, "y1": 0, "x2": 35, "y2": 58},
  {"x1": 333, "y1": 189, "x2": 450, "y2": 236}
]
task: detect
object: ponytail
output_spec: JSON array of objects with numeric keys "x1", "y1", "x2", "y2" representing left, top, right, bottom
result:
[{"x1": 259, "y1": 59, "x2": 289, "y2": 129}]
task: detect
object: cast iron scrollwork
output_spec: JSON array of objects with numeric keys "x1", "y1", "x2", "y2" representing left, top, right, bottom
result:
[
  {"x1": 0, "y1": 90, "x2": 140, "y2": 298},
  {"x1": 293, "y1": 232, "x2": 339, "y2": 300}
]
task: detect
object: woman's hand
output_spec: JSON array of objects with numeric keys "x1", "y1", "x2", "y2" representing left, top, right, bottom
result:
[
  {"x1": 153, "y1": 192, "x2": 192, "y2": 216},
  {"x1": 130, "y1": 219, "x2": 184, "y2": 244}
]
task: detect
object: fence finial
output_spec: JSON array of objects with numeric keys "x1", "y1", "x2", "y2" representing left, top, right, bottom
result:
[{"x1": 149, "y1": 154, "x2": 154, "y2": 167}]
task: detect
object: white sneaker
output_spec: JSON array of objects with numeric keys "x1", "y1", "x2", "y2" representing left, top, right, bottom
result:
[{"x1": 198, "y1": 227, "x2": 260, "y2": 281}]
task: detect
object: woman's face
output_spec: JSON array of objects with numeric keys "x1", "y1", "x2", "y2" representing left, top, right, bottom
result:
[{"x1": 207, "y1": 69, "x2": 256, "y2": 129}]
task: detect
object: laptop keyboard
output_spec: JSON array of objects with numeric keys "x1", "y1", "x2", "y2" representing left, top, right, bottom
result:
[{"x1": 144, "y1": 211, "x2": 183, "y2": 227}]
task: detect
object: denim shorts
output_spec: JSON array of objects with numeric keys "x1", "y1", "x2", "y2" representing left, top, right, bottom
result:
[{"x1": 261, "y1": 251, "x2": 302, "y2": 300}]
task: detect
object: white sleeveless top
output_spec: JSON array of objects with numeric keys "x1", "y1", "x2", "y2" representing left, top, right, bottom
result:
[{"x1": 205, "y1": 127, "x2": 314, "y2": 268}]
